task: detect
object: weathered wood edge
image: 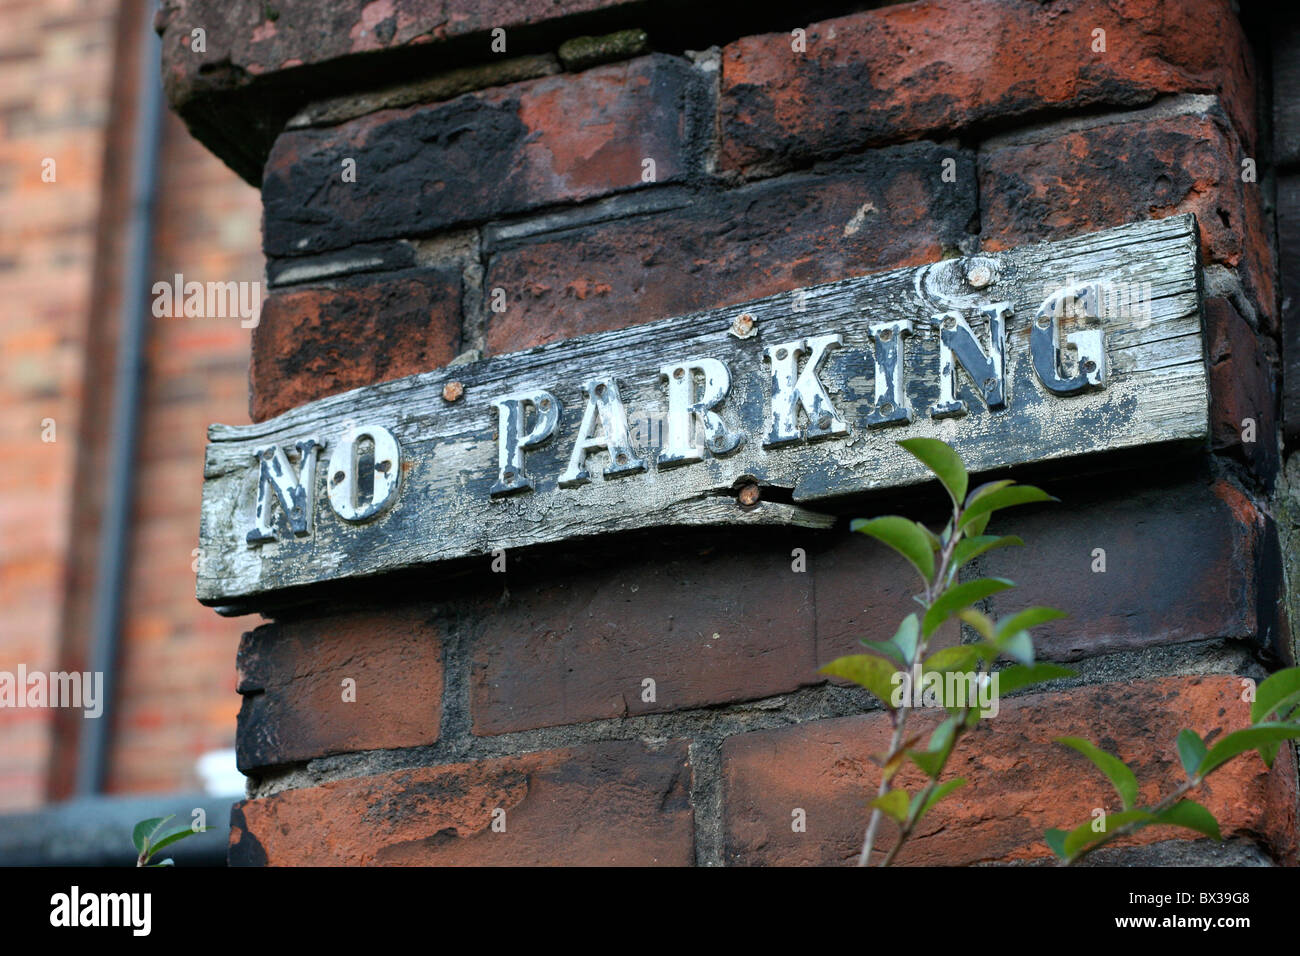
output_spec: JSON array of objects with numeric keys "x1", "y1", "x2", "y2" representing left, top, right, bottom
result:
[
  {"x1": 208, "y1": 214, "x2": 1202, "y2": 444},
  {"x1": 198, "y1": 214, "x2": 1207, "y2": 609}
]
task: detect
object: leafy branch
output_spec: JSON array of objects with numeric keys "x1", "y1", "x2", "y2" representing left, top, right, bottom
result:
[
  {"x1": 825, "y1": 437, "x2": 1300, "y2": 867},
  {"x1": 821, "y1": 438, "x2": 1073, "y2": 866},
  {"x1": 132, "y1": 814, "x2": 213, "y2": 867},
  {"x1": 1047, "y1": 667, "x2": 1300, "y2": 865}
]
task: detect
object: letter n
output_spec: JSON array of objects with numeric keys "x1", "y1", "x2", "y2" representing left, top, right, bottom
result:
[
  {"x1": 929, "y1": 303, "x2": 1010, "y2": 419},
  {"x1": 247, "y1": 439, "x2": 322, "y2": 544}
]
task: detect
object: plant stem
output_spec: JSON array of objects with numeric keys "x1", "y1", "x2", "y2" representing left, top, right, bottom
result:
[
  {"x1": 858, "y1": 715, "x2": 907, "y2": 865},
  {"x1": 859, "y1": 505, "x2": 965, "y2": 866},
  {"x1": 879, "y1": 705, "x2": 972, "y2": 867},
  {"x1": 1062, "y1": 778, "x2": 1197, "y2": 866}
]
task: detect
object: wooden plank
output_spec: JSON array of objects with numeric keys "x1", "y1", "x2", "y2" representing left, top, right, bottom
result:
[{"x1": 198, "y1": 215, "x2": 1207, "y2": 609}]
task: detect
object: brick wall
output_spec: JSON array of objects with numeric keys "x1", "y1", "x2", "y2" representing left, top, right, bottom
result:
[
  {"x1": 0, "y1": 0, "x2": 260, "y2": 809},
  {"x1": 102, "y1": 111, "x2": 261, "y2": 795},
  {"x1": 0, "y1": 0, "x2": 120, "y2": 811},
  {"x1": 157, "y1": 0, "x2": 1300, "y2": 865}
]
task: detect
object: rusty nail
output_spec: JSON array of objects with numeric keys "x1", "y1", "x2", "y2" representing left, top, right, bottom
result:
[
  {"x1": 443, "y1": 381, "x2": 464, "y2": 402},
  {"x1": 738, "y1": 483, "x2": 761, "y2": 507}
]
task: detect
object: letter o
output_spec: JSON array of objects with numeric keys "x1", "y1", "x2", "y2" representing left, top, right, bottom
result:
[{"x1": 326, "y1": 424, "x2": 402, "y2": 522}]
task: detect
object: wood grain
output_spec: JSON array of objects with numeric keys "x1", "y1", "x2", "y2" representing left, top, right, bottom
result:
[{"x1": 198, "y1": 215, "x2": 1207, "y2": 609}]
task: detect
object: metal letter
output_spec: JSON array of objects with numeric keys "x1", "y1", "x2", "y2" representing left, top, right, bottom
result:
[
  {"x1": 558, "y1": 377, "x2": 645, "y2": 487},
  {"x1": 246, "y1": 439, "x2": 321, "y2": 544},
  {"x1": 865, "y1": 319, "x2": 915, "y2": 428},
  {"x1": 491, "y1": 390, "x2": 560, "y2": 496},
  {"x1": 762, "y1": 334, "x2": 849, "y2": 447},
  {"x1": 326, "y1": 424, "x2": 402, "y2": 521},
  {"x1": 929, "y1": 303, "x2": 1010, "y2": 419},
  {"x1": 657, "y1": 358, "x2": 742, "y2": 467},
  {"x1": 1032, "y1": 283, "x2": 1107, "y2": 394}
]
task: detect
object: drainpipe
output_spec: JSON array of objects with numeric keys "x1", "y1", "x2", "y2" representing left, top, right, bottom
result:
[{"x1": 76, "y1": 8, "x2": 164, "y2": 795}]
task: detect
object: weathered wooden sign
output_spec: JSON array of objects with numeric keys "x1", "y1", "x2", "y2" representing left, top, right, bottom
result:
[{"x1": 198, "y1": 215, "x2": 1207, "y2": 610}]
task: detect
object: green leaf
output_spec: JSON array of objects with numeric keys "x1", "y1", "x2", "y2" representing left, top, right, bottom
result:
[
  {"x1": 922, "y1": 577, "x2": 1015, "y2": 637},
  {"x1": 890, "y1": 613, "x2": 919, "y2": 664},
  {"x1": 908, "y1": 749, "x2": 946, "y2": 778},
  {"x1": 929, "y1": 716, "x2": 959, "y2": 753},
  {"x1": 910, "y1": 778, "x2": 966, "y2": 823},
  {"x1": 851, "y1": 516, "x2": 935, "y2": 584},
  {"x1": 995, "y1": 607, "x2": 1067, "y2": 640},
  {"x1": 1262, "y1": 689, "x2": 1300, "y2": 725},
  {"x1": 916, "y1": 522, "x2": 942, "y2": 553},
  {"x1": 871, "y1": 789, "x2": 910, "y2": 824},
  {"x1": 131, "y1": 815, "x2": 172, "y2": 855},
  {"x1": 909, "y1": 716, "x2": 963, "y2": 777},
  {"x1": 922, "y1": 778, "x2": 965, "y2": 815},
  {"x1": 1057, "y1": 737, "x2": 1139, "y2": 809},
  {"x1": 952, "y1": 534, "x2": 1023, "y2": 571},
  {"x1": 1254, "y1": 687, "x2": 1300, "y2": 767},
  {"x1": 1044, "y1": 828, "x2": 1068, "y2": 859},
  {"x1": 1176, "y1": 729, "x2": 1207, "y2": 781},
  {"x1": 957, "y1": 485, "x2": 1056, "y2": 531},
  {"x1": 1058, "y1": 820, "x2": 1100, "y2": 858},
  {"x1": 1153, "y1": 800, "x2": 1221, "y2": 841},
  {"x1": 995, "y1": 663, "x2": 1075, "y2": 696},
  {"x1": 859, "y1": 640, "x2": 907, "y2": 667},
  {"x1": 957, "y1": 608, "x2": 996, "y2": 640},
  {"x1": 897, "y1": 437, "x2": 968, "y2": 508},
  {"x1": 1062, "y1": 809, "x2": 1156, "y2": 857},
  {"x1": 150, "y1": 826, "x2": 211, "y2": 856},
  {"x1": 966, "y1": 480, "x2": 1015, "y2": 506},
  {"x1": 964, "y1": 511, "x2": 991, "y2": 537},
  {"x1": 1252, "y1": 667, "x2": 1300, "y2": 724},
  {"x1": 820, "y1": 654, "x2": 900, "y2": 708},
  {"x1": 1249, "y1": 667, "x2": 1300, "y2": 766},
  {"x1": 1196, "y1": 723, "x2": 1300, "y2": 776},
  {"x1": 999, "y1": 631, "x2": 1034, "y2": 665},
  {"x1": 132, "y1": 817, "x2": 164, "y2": 854},
  {"x1": 923, "y1": 645, "x2": 979, "y2": 675}
]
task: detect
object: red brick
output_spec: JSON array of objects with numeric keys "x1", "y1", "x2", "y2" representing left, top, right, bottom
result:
[
  {"x1": 23, "y1": 2, "x2": 265, "y2": 801},
  {"x1": 160, "y1": 0, "x2": 651, "y2": 183},
  {"x1": 262, "y1": 55, "x2": 704, "y2": 257},
  {"x1": 720, "y1": 0, "x2": 1256, "y2": 173},
  {"x1": 159, "y1": 0, "x2": 640, "y2": 102},
  {"x1": 235, "y1": 607, "x2": 443, "y2": 772},
  {"x1": 812, "y1": 527, "x2": 962, "y2": 669},
  {"x1": 981, "y1": 478, "x2": 1259, "y2": 660},
  {"x1": 1206, "y1": 297, "x2": 1279, "y2": 481},
  {"x1": 250, "y1": 269, "x2": 461, "y2": 421},
  {"x1": 470, "y1": 542, "x2": 817, "y2": 735},
  {"x1": 229, "y1": 739, "x2": 693, "y2": 865},
  {"x1": 485, "y1": 144, "x2": 975, "y2": 352},
  {"x1": 978, "y1": 111, "x2": 1275, "y2": 327},
  {"x1": 722, "y1": 675, "x2": 1298, "y2": 865}
]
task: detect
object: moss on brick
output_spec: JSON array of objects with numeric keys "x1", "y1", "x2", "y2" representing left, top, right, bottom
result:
[{"x1": 557, "y1": 28, "x2": 648, "y2": 70}]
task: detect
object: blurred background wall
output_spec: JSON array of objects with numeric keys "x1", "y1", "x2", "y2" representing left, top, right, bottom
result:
[{"x1": 0, "y1": 0, "x2": 259, "y2": 855}]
